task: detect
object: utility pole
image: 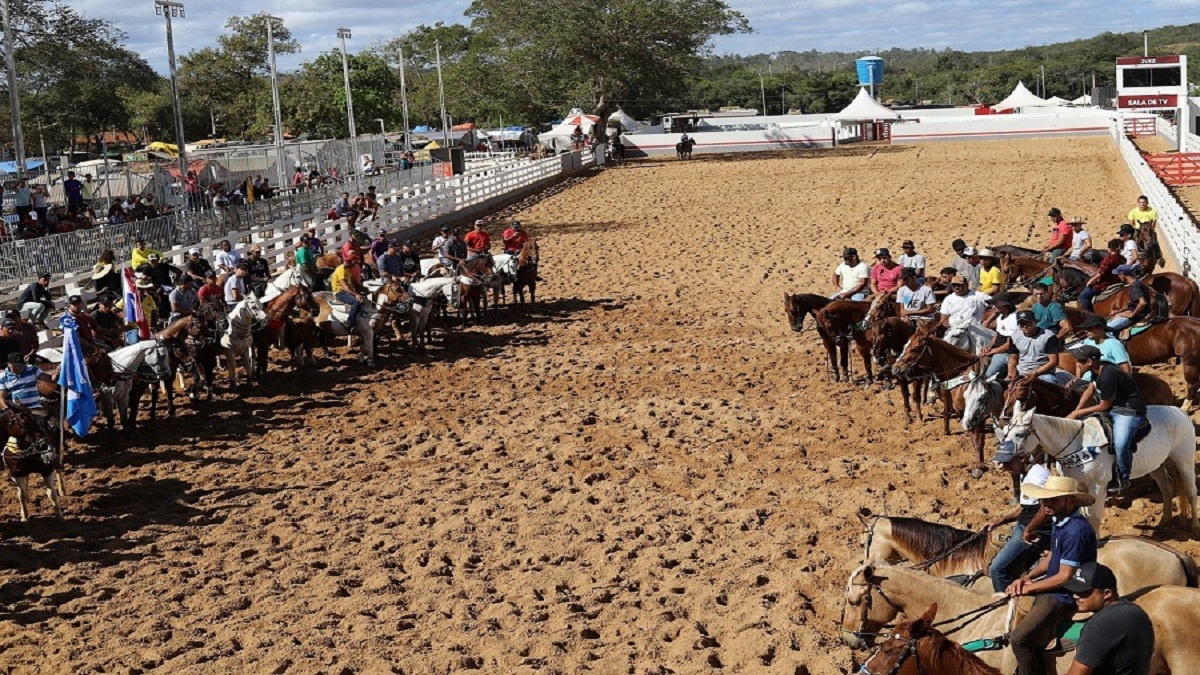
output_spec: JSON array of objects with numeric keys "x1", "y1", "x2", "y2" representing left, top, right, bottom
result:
[
  {"x1": 1, "y1": 0, "x2": 26, "y2": 175},
  {"x1": 759, "y1": 72, "x2": 767, "y2": 116},
  {"x1": 265, "y1": 15, "x2": 286, "y2": 190},
  {"x1": 155, "y1": 0, "x2": 189, "y2": 187},
  {"x1": 337, "y1": 27, "x2": 360, "y2": 191},
  {"x1": 434, "y1": 40, "x2": 450, "y2": 147},
  {"x1": 397, "y1": 44, "x2": 411, "y2": 152},
  {"x1": 1143, "y1": 30, "x2": 1149, "y2": 57}
]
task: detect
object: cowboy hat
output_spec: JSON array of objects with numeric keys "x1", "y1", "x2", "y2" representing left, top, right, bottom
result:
[
  {"x1": 977, "y1": 247, "x2": 996, "y2": 258},
  {"x1": 92, "y1": 263, "x2": 114, "y2": 280},
  {"x1": 1021, "y1": 475, "x2": 1095, "y2": 506},
  {"x1": 134, "y1": 275, "x2": 155, "y2": 289}
]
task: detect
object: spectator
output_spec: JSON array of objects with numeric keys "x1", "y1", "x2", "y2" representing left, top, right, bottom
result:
[
  {"x1": 91, "y1": 250, "x2": 121, "y2": 297},
  {"x1": 17, "y1": 273, "x2": 54, "y2": 328},
  {"x1": 131, "y1": 239, "x2": 160, "y2": 268},
  {"x1": 64, "y1": 171, "x2": 85, "y2": 214},
  {"x1": 245, "y1": 245, "x2": 270, "y2": 296},
  {"x1": 6, "y1": 310, "x2": 38, "y2": 357},
  {"x1": 13, "y1": 180, "x2": 32, "y2": 223},
  {"x1": 213, "y1": 240, "x2": 242, "y2": 274},
  {"x1": 184, "y1": 170, "x2": 202, "y2": 211}
]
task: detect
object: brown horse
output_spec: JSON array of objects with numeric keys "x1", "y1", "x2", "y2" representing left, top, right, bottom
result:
[
  {"x1": 1, "y1": 404, "x2": 64, "y2": 521},
  {"x1": 860, "y1": 604, "x2": 999, "y2": 675},
  {"x1": 369, "y1": 278, "x2": 414, "y2": 343},
  {"x1": 867, "y1": 316, "x2": 929, "y2": 424},
  {"x1": 998, "y1": 252, "x2": 1051, "y2": 285},
  {"x1": 513, "y1": 239, "x2": 539, "y2": 305},
  {"x1": 1113, "y1": 317, "x2": 1200, "y2": 408},
  {"x1": 1003, "y1": 370, "x2": 1176, "y2": 419},
  {"x1": 784, "y1": 293, "x2": 843, "y2": 380},
  {"x1": 253, "y1": 286, "x2": 321, "y2": 378},
  {"x1": 816, "y1": 300, "x2": 873, "y2": 382},
  {"x1": 1070, "y1": 272, "x2": 1200, "y2": 317},
  {"x1": 890, "y1": 329, "x2": 990, "y2": 471},
  {"x1": 457, "y1": 255, "x2": 494, "y2": 327}
]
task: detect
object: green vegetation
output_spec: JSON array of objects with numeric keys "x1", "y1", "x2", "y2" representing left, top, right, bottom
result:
[{"x1": 2, "y1": 0, "x2": 1199, "y2": 154}]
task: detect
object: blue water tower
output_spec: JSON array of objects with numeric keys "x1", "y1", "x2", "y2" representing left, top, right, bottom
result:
[{"x1": 856, "y1": 56, "x2": 885, "y2": 99}]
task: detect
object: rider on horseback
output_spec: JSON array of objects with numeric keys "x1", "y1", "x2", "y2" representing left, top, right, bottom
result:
[
  {"x1": 0, "y1": 351, "x2": 56, "y2": 438},
  {"x1": 502, "y1": 221, "x2": 529, "y2": 255},
  {"x1": 1104, "y1": 265, "x2": 1148, "y2": 335},
  {"x1": 1078, "y1": 239, "x2": 1126, "y2": 313},
  {"x1": 1066, "y1": 345, "x2": 1147, "y2": 495},
  {"x1": 464, "y1": 220, "x2": 492, "y2": 262},
  {"x1": 331, "y1": 251, "x2": 366, "y2": 329},
  {"x1": 439, "y1": 229, "x2": 467, "y2": 272}
]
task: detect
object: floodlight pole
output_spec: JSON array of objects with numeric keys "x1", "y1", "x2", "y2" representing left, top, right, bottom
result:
[
  {"x1": 1, "y1": 0, "x2": 26, "y2": 174},
  {"x1": 759, "y1": 72, "x2": 767, "y2": 116},
  {"x1": 155, "y1": 0, "x2": 189, "y2": 186},
  {"x1": 397, "y1": 44, "x2": 411, "y2": 152},
  {"x1": 266, "y1": 16, "x2": 287, "y2": 190},
  {"x1": 337, "y1": 27, "x2": 360, "y2": 191},
  {"x1": 434, "y1": 40, "x2": 449, "y2": 146}
]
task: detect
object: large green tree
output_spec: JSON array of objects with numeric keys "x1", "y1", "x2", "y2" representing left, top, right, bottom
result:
[{"x1": 283, "y1": 51, "x2": 402, "y2": 138}]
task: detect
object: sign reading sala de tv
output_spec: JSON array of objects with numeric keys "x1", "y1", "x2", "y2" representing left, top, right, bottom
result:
[{"x1": 1115, "y1": 55, "x2": 1187, "y2": 111}]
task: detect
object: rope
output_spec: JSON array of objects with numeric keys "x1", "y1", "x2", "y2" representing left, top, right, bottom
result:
[{"x1": 934, "y1": 597, "x2": 1010, "y2": 636}]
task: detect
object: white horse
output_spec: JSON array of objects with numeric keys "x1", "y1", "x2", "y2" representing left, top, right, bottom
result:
[
  {"x1": 108, "y1": 339, "x2": 173, "y2": 431},
  {"x1": 488, "y1": 253, "x2": 517, "y2": 305},
  {"x1": 262, "y1": 266, "x2": 309, "y2": 303},
  {"x1": 998, "y1": 401, "x2": 1198, "y2": 534},
  {"x1": 959, "y1": 371, "x2": 1004, "y2": 432},
  {"x1": 221, "y1": 294, "x2": 268, "y2": 387},
  {"x1": 312, "y1": 292, "x2": 384, "y2": 365},
  {"x1": 408, "y1": 277, "x2": 456, "y2": 348}
]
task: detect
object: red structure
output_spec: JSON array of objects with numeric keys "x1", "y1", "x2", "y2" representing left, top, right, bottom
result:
[{"x1": 1145, "y1": 153, "x2": 1200, "y2": 185}]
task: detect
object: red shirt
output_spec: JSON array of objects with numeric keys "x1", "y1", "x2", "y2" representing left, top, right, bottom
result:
[
  {"x1": 341, "y1": 240, "x2": 363, "y2": 261},
  {"x1": 464, "y1": 231, "x2": 491, "y2": 253},
  {"x1": 72, "y1": 311, "x2": 99, "y2": 343},
  {"x1": 870, "y1": 262, "x2": 904, "y2": 292},
  {"x1": 1048, "y1": 221, "x2": 1073, "y2": 251},
  {"x1": 1092, "y1": 253, "x2": 1126, "y2": 291},
  {"x1": 198, "y1": 283, "x2": 224, "y2": 304},
  {"x1": 502, "y1": 229, "x2": 529, "y2": 252}
]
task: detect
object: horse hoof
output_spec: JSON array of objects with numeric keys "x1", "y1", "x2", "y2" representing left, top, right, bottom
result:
[{"x1": 969, "y1": 466, "x2": 986, "y2": 479}]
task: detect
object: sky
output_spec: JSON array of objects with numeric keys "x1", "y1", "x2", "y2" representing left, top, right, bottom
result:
[{"x1": 75, "y1": 0, "x2": 1196, "y2": 74}]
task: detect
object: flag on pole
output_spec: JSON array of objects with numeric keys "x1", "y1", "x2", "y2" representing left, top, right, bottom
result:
[
  {"x1": 58, "y1": 314, "x2": 97, "y2": 438},
  {"x1": 122, "y1": 266, "x2": 149, "y2": 343}
]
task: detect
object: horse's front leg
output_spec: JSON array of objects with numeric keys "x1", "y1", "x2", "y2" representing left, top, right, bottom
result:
[
  {"x1": 45, "y1": 471, "x2": 63, "y2": 520},
  {"x1": 14, "y1": 475, "x2": 30, "y2": 521},
  {"x1": 899, "y1": 380, "x2": 912, "y2": 425},
  {"x1": 941, "y1": 391, "x2": 952, "y2": 436}
]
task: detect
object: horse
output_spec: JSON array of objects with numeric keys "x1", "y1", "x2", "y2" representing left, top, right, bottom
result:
[
  {"x1": 998, "y1": 253, "x2": 1051, "y2": 286},
  {"x1": 842, "y1": 562, "x2": 1200, "y2": 673},
  {"x1": 1, "y1": 404, "x2": 64, "y2": 521},
  {"x1": 867, "y1": 316, "x2": 929, "y2": 424},
  {"x1": 998, "y1": 401, "x2": 1198, "y2": 534},
  {"x1": 859, "y1": 604, "x2": 999, "y2": 675},
  {"x1": 1002, "y1": 371, "x2": 1176, "y2": 419},
  {"x1": 107, "y1": 339, "x2": 175, "y2": 433},
  {"x1": 456, "y1": 255, "x2": 495, "y2": 326},
  {"x1": 409, "y1": 277, "x2": 456, "y2": 348},
  {"x1": 891, "y1": 329, "x2": 995, "y2": 473},
  {"x1": 253, "y1": 285, "x2": 319, "y2": 379},
  {"x1": 856, "y1": 511, "x2": 1197, "y2": 591},
  {"x1": 487, "y1": 253, "x2": 515, "y2": 307},
  {"x1": 1110, "y1": 317, "x2": 1200, "y2": 409},
  {"x1": 1087, "y1": 272, "x2": 1199, "y2": 318},
  {"x1": 1137, "y1": 225, "x2": 1165, "y2": 274},
  {"x1": 34, "y1": 350, "x2": 123, "y2": 433},
  {"x1": 221, "y1": 294, "x2": 268, "y2": 387},
  {"x1": 675, "y1": 138, "x2": 696, "y2": 159},
  {"x1": 312, "y1": 291, "x2": 385, "y2": 366},
  {"x1": 993, "y1": 244, "x2": 1043, "y2": 259},
  {"x1": 366, "y1": 278, "x2": 413, "y2": 343},
  {"x1": 162, "y1": 308, "x2": 221, "y2": 401},
  {"x1": 513, "y1": 239, "x2": 539, "y2": 305},
  {"x1": 816, "y1": 300, "x2": 874, "y2": 382}
]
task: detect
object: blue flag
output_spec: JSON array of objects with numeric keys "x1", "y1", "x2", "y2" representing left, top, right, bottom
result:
[{"x1": 58, "y1": 314, "x2": 98, "y2": 437}]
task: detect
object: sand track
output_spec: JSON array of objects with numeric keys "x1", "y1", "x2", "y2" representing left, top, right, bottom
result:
[{"x1": 1, "y1": 137, "x2": 1195, "y2": 674}]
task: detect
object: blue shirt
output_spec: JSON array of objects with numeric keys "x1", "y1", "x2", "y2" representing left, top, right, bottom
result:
[
  {"x1": 1046, "y1": 511, "x2": 1097, "y2": 604},
  {"x1": 1080, "y1": 338, "x2": 1130, "y2": 381},
  {"x1": 1032, "y1": 301, "x2": 1066, "y2": 332},
  {"x1": 0, "y1": 366, "x2": 43, "y2": 409}
]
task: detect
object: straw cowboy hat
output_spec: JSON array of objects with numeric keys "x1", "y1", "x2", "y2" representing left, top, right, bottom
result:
[
  {"x1": 134, "y1": 275, "x2": 156, "y2": 290},
  {"x1": 977, "y1": 247, "x2": 997, "y2": 259},
  {"x1": 92, "y1": 263, "x2": 114, "y2": 280},
  {"x1": 1022, "y1": 475, "x2": 1095, "y2": 506}
]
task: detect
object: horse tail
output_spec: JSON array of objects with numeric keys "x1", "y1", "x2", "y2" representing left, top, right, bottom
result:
[{"x1": 1188, "y1": 278, "x2": 1200, "y2": 317}]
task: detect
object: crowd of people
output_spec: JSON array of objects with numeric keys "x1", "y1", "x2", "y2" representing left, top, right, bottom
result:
[{"x1": 830, "y1": 195, "x2": 1172, "y2": 674}]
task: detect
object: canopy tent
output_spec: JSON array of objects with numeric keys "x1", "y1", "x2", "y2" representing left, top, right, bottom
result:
[
  {"x1": 1045, "y1": 96, "x2": 1070, "y2": 106},
  {"x1": 834, "y1": 87, "x2": 900, "y2": 121},
  {"x1": 992, "y1": 81, "x2": 1050, "y2": 111},
  {"x1": 1072, "y1": 94, "x2": 1093, "y2": 106},
  {"x1": 538, "y1": 108, "x2": 602, "y2": 151},
  {"x1": 486, "y1": 127, "x2": 533, "y2": 143},
  {"x1": 0, "y1": 160, "x2": 45, "y2": 173},
  {"x1": 607, "y1": 108, "x2": 646, "y2": 134},
  {"x1": 452, "y1": 122, "x2": 477, "y2": 131}
]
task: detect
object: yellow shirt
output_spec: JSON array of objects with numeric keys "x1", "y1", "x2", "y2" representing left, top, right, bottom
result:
[
  {"x1": 329, "y1": 264, "x2": 350, "y2": 294},
  {"x1": 978, "y1": 266, "x2": 1004, "y2": 295},
  {"x1": 131, "y1": 247, "x2": 160, "y2": 269},
  {"x1": 1128, "y1": 207, "x2": 1157, "y2": 229}
]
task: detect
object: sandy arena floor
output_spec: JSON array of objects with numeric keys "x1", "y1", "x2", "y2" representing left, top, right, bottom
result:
[{"x1": 3, "y1": 137, "x2": 1196, "y2": 675}]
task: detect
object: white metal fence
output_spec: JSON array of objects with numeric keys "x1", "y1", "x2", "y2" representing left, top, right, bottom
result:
[{"x1": 1112, "y1": 119, "x2": 1200, "y2": 278}]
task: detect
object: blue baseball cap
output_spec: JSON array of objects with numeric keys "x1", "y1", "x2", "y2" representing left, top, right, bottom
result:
[{"x1": 1114, "y1": 264, "x2": 1137, "y2": 276}]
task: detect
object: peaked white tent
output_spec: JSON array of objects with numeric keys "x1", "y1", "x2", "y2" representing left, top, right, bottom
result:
[
  {"x1": 538, "y1": 108, "x2": 602, "y2": 151},
  {"x1": 607, "y1": 108, "x2": 645, "y2": 134},
  {"x1": 835, "y1": 87, "x2": 901, "y2": 121},
  {"x1": 1045, "y1": 96, "x2": 1070, "y2": 106},
  {"x1": 1072, "y1": 94, "x2": 1093, "y2": 106},
  {"x1": 992, "y1": 81, "x2": 1050, "y2": 111}
]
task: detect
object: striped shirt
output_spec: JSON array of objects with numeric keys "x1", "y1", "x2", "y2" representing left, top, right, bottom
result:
[{"x1": 0, "y1": 366, "x2": 43, "y2": 409}]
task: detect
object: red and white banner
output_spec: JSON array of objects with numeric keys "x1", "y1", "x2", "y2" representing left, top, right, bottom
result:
[
  {"x1": 1116, "y1": 55, "x2": 1181, "y2": 66},
  {"x1": 1117, "y1": 94, "x2": 1179, "y2": 110}
]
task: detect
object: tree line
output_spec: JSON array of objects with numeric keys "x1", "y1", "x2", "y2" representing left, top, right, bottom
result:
[{"x1": 2, "y1": 0, "x2": 1198, "y2": 157}]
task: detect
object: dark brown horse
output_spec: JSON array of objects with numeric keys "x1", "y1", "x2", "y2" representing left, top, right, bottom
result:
[
  {"x1": 253, "y1": 286, "x2": 321, "y2": 378},
  {"x1": 513, "y1": 239, "x2": 539, "y2": 305},
  {"x1": 868, "y1": 316, "x2": 929, "y2": 424},
  {"x1": 457, "y1": 255, "x2": 494, "y2": 326},
  {"x1": 1003, "y1": 371, "x2": 1176, "y2": 420},
  {"x1": 860, "y1": 604, "x2": 1000, "y2": 675},
  {"x1": 1, "y1": 404, "x2": 64, "y2": 521},
  {"x1": 998, "y1": 252, "x2": 1051, "y2": 285},
  {"x1": 816, "y1": 300, "x2": 873, "y2": 382}
]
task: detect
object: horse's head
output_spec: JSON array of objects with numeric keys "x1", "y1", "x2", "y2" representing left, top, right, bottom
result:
[
  {"x1": 866, "y1": 292, "x2": 894, "y2": 325},
  {"x1": 840, "y1": 564, "x2": 900, "y2": 649},
  {"x1": 142, "y1": 340, "x2": 173, "y2": 380},
  {"x1": 1, "y1": 404, "x2": 43, "y2": 446},
  {"x1": 995, "y1": 400, "x2": 1037, "y2": 459},
  {"x1": 860, "y1": 605, "x2": 939, "y2": 675},
  {"x1": 960, "y1": 372, "x2": 995, "y2": 430},
  {"x1": 1001, "y1": 375, "x2": 1035, "y2": 421},
  {"x1": 889, "y1": 325, "x2": 931, "y2": 378},
  {"x1": 784, "y1": 293, "x2": 803, "y2": 332},
  {"x1": 244, "y1": 294, "x2": 269, "y2": 323},
  {"x1": 868, "y1": 318, "x2": 900, "y2": 369}
]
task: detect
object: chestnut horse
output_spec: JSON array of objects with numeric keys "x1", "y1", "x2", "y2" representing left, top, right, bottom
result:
[
  {"x1": 1119, "y1": 317, "x2": 1200, "y2": 409},
  {"x1": 867, "y1": 316, "x2": 929, "y2": 424},
  {"x1": 513, "y1": 239, "x2": 539, "y2": 305},
  {"x1": 816, "y1": 300, "x2": 874, "y2": 382},
  {"x1": 785, "y1": 293, "x2": 862, "y2": 382},
  {"x1": 1054, "y1": 268, "x2": 1200, "y2": 316},
  {"x1": 859, "y1": 604, "x2": 999, "y2": 675},
  {"x1": 253, "y1": 285, "x2": 320, "y2": 378},
  {"x1": 1003, "y1": 370, "x2": 1176, "y2": 419},
  {"x1": 456, "y1": 255, "x2": 494, "y2": 327},
  {"x1": 998, "y1": 252, "x2": 1051, "y2": 285}
]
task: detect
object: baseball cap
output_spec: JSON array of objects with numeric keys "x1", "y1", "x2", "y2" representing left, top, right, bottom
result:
[
  {"x1": 441, "y1": 226, "x2": 450, "y2": 233},
  {"x1": 1118, "y1": 224, "x2": 1135, "y2": 235},
  {"x1": 38, "y1": 272, "x2": 51, "y2": 280},
  {"x1": 204, "y1": 270, "x2": 217, "y2": 279},
  {"x1": 1062, "y1": 562, "x2": 1118, "y2": 594},
  {"x1": 1069, "y1": 345, "x2": 1102, "y2": 361},
  {"x1": 962, "y1": 246, "x2": 978, "y2": 256},
  {"x1": 1077, "y1": 314, "x2": 1106, "y2": 330},
  {"x1": 7, "y1": 352, "x2": 23, "y2": 364},
  {"x1": 900, "y1": 267, "x2": 917, "y2": 280},
  {"x1": 991, "y1": 441, "x2": 1018, "y2": 464},
  {"x1": 874, "y1": 248, "x2": 890, "y2": 258},
  {"x1": 177, "y1": 276, "x2": 194, "y2": 284},
  {"x1": 0, "y1": 319, "x2": 14, "y2": 329},
  {"x1": 148, "y1": 253, "x2": 161, "y2": 261},
  {"x1": 842, "y1": 247, "x2": 858, "y2": 257},
  {"x1": 189, "y1": 247, "x2": 201, "y2": 255},
  {"x1": 901, "y1": 240, "x2": 915, "y2": 248},
  {"x1": 950, "y1": 275, "x2": 968, "y2": 285},
  {"x1": 67, "y1": 294, "x2": 83, "y2": 305},
  {"x1": 1016, "y1": 309, "x2": 1037, "y2": 323},
  {"x1": 475, "y1": 219, "x2": 484, "y2": 226},
  {"x1": 1114, "y1": 264, "x2": 1137, "y2": 276}
]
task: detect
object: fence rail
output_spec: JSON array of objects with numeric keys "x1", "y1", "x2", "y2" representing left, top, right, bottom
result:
[{"x1": 1112, "y1": 120, "x2": 1200, "y2": 279}]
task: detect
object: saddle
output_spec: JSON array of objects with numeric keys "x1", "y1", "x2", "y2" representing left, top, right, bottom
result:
[
  {"x1": 1092, "y1": 413, "x2": 1152, "y2": 459},
  {"x1": 965, "y1": 599, "x2": 1091, "y2": 655},
  {"x1": 1093, "y1": 283, "x2": 1127, "y2": 304}
]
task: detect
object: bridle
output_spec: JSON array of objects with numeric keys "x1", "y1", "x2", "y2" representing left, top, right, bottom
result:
[
  {"x1": 1001, "y1": 414, "x2": 1084, "y2": 461},
  {"x1": 860, "y1": 634, "x2": 928, "y2": 675},
  {"x1": 839, "y1": 571, "x2": 906, "y2": 643}
]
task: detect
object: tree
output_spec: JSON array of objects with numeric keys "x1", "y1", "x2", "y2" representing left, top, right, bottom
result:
[
  {"x1": 464, "y1": 0, "x2": 750, "y2": 122},
  {"x1": 283, "y1": 51, "x2": 401, "y2": 138}
]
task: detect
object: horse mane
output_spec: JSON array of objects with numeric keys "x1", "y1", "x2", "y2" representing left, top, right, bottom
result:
[
  {"x1": 920, "y1": 335, "x2": 978, "y2": 372},
  {"x1": 518, "y1": 239, "x2": 537, "y2": 267},
  {"x1": 1058, "y1": 265, "x2": 1090, "y2": 286},
  {"x1": 909, "y1": 622, "x2": 1001, "y2": 674},
  {"x1": 887, "y1": 517, "x2": 990, "y2": 576}
]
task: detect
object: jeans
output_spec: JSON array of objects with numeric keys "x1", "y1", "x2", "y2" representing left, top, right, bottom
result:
[
  {"x1": 1011, "y1": 593, "x2": 1076, "y2": 675},
  {"x1": 21, "y1": 302, "x2": 49, "y2": 325},
  {"x1": 830, "y1": 292, "x2": 867, "y2": 301},
  {"x1": 1112, "y1": 413, "x2": 1144, "y2": 481},
  {"x1": 1046, "y1": 248, "x2": 1066, "y2": 262},
  {"x1": 985, "y1": 353, "x2": 1009, "y2": 380},
  {"x1": 1079, "y1": 286, "x2": 1099, "y2": 312},
  {"x1": 1107, "y1": 316, "x2": 1133, "y2": 333},
  {"x1": 335, "y1": 291, "x2": 361, "y2": 328},
  {"x1": 989, "y1": 523, "x2": 1041, "y2": 592}
]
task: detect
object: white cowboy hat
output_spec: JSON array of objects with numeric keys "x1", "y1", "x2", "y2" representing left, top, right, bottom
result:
[
  {"x1": 977, "y1": 247, "x2": 996, "y2": 258},
  {"x1": 1022, "y1": 475, "x2": 1095, "y2": 506},
  {"x1": 134, "y1": 275, "x2": 155, "y2": 290},
  {"x1": 92, "y1": 263, "x2": 114, "y2": 280}
]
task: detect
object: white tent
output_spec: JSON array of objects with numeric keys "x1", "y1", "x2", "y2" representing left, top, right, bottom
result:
[
  {"x1": 607, "y1": 108, "x2": 645, "y2": 134},
  {"x1": 1072, "y1": 94, "x2": 1093, "y2": 106},
  {"x1": 992, "y1": 81, "x2": 1050, "y2": 111},
  {"x1": 538, "y1": 108, "x2": 602, "y2": 151},
  {"x1": 1045, "y1": 96, "x2": 1070, "y2": 106},
  {"x1": 835, "y1": 87, "x2": 901, "y2": 121}
]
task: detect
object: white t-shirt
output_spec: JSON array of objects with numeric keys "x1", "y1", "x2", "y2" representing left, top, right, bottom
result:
[
  {"x1": 1019, "y1": 464, "x2": 1052, "y2": 506},
  {"x1": 940, "y1": 291, "x2": 991, "y2": 328},
  {"x1": 1069, "y1": 230, "x2": 1091, "y2": 258},
  {"x1": 224, "y1": 275, "x2": 245, "y2": 302},
  {"x1": 214, "y1": 249, "x2": 242, "y2": 271},
  {"x1": 898, "y1": 253, "x2": 927, "y2": 273},
  {"x1": 835, "y1": 262, "x2": 870, "y2": 294},
  {"x1": 1121, "y1": 239, "x2": 1139, "y2": 264},
  {"x1": 431, "y1": 235, "x2": 448, "y2": 252},
  {"x1": 897, "y1": 284, "x2": 936, "y2": 318},
  {"x1": 996, "y1": 311, "x2": 1019, "y2": 338}
]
